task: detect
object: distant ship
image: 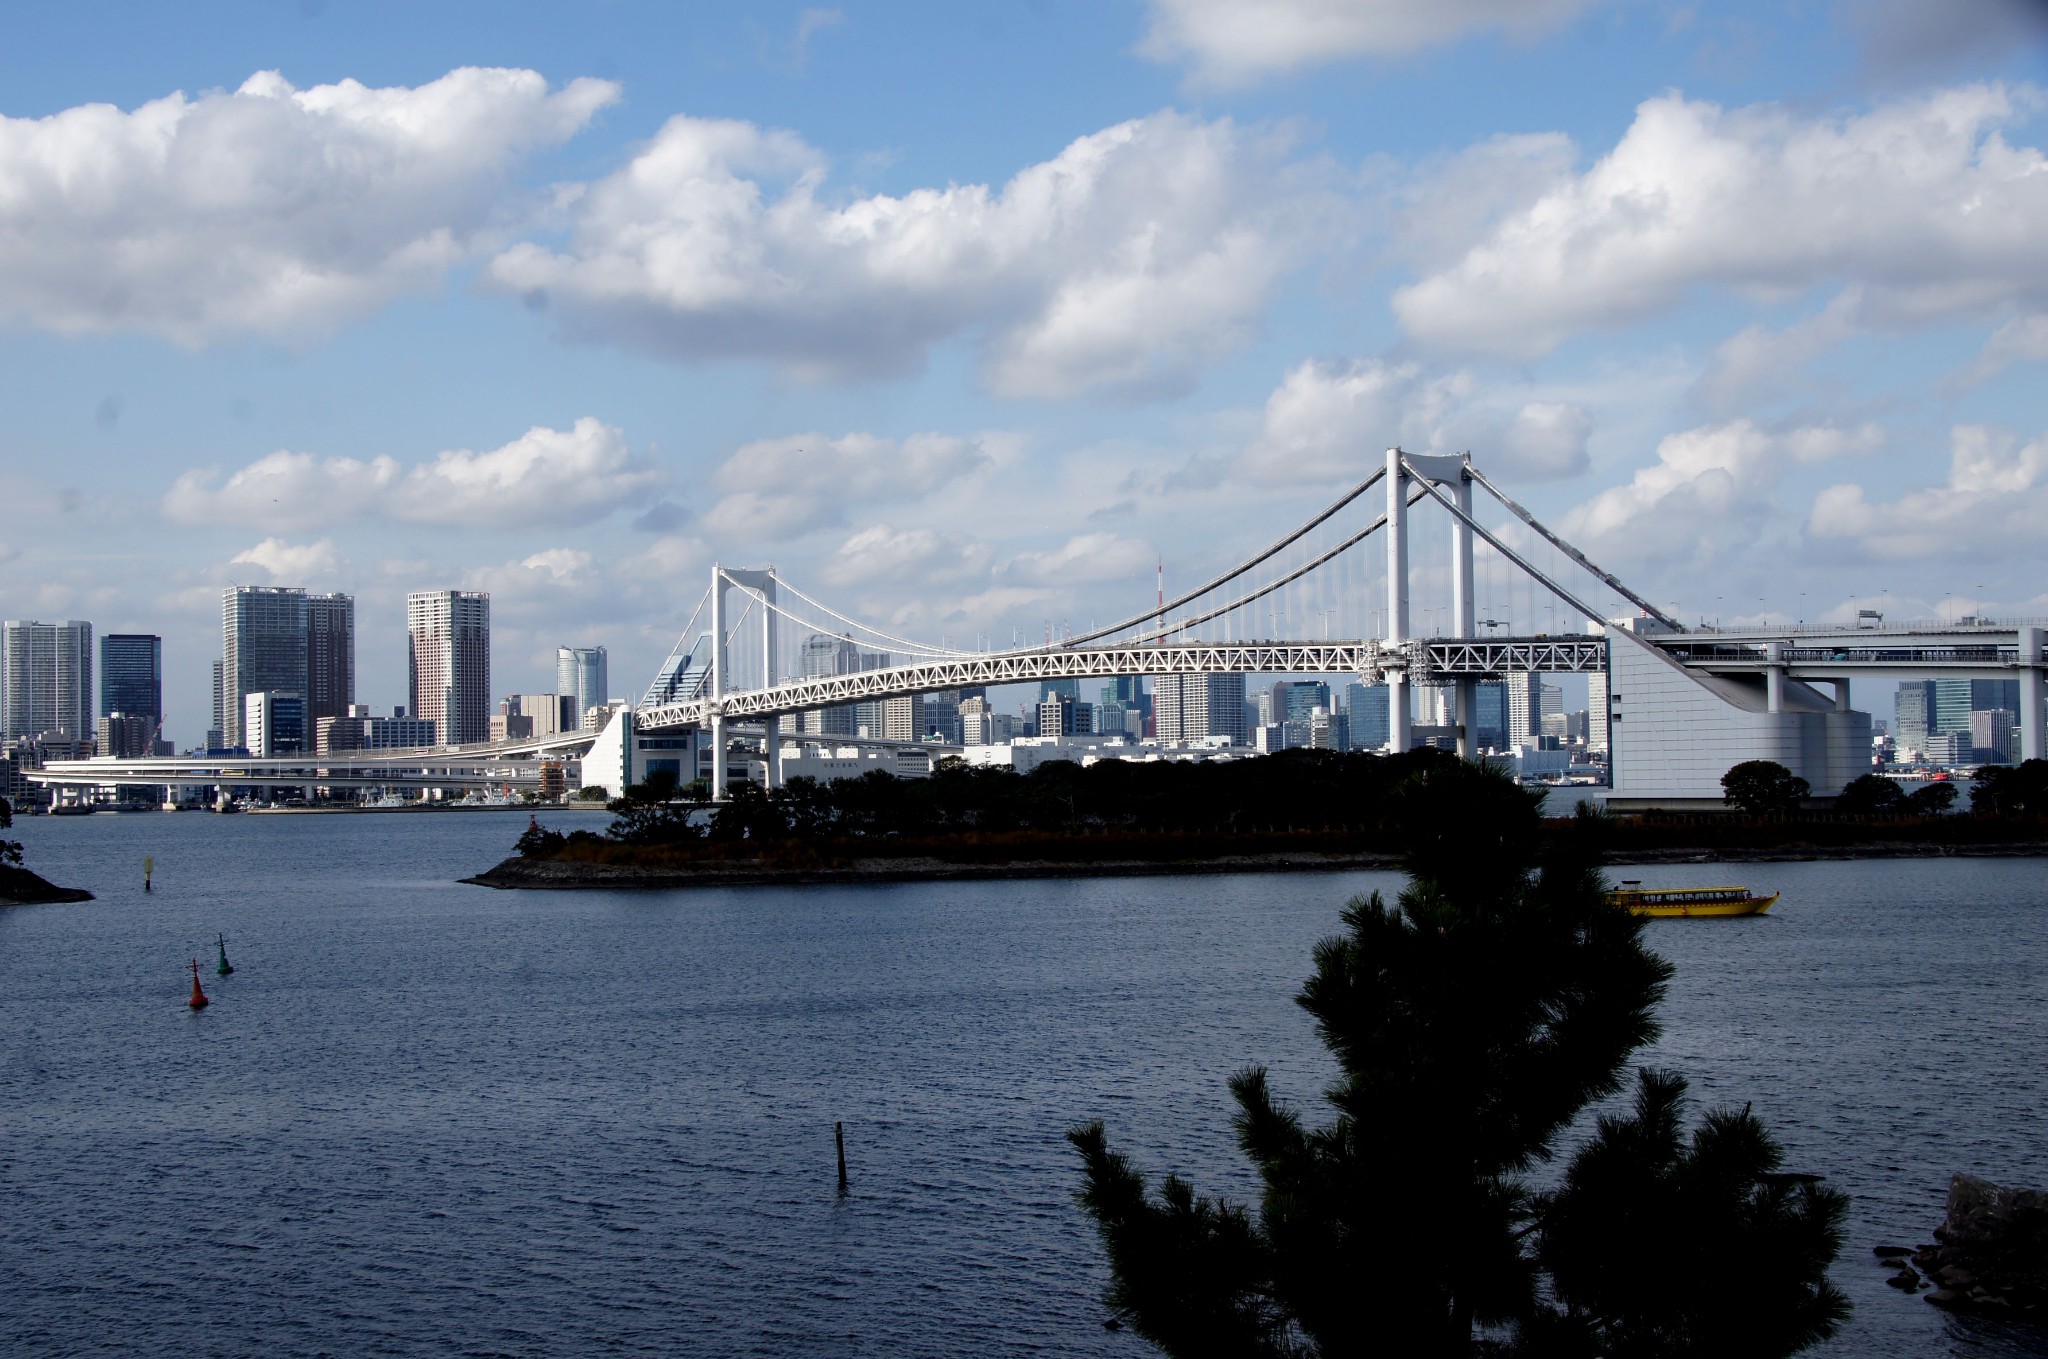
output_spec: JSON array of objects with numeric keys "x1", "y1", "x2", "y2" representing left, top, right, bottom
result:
[{"x1": 1606, "y1": 881, "x2": 1778, "y2": 918}]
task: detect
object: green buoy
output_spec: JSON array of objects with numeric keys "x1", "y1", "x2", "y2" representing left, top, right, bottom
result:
[{"x1": 215, "y1": 934, "x2": 234, "y2": 976}]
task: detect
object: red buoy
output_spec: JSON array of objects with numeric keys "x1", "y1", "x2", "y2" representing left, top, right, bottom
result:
[{"x1": 187, "y1": 958, "x2": 210, "y2": 1010}]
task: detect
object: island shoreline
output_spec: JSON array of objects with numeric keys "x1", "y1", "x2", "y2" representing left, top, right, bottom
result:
[{"x1": 464, "y1": 840, "x2": 2048, "y2": 891}]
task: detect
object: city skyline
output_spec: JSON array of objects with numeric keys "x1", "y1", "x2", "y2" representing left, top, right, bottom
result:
[{"x1": 3, "y1": 3, "x2": 2046, "y2": 744}]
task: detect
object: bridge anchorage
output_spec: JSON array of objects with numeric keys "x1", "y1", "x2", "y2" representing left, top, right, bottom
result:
[{"x1": 29, "y1": 453, "x2": 2044, "y2": 810}]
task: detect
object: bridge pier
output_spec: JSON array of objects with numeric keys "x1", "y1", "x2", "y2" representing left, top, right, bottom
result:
[
  {"x1": 2023, "y1": 627, "x2": 2045, "y2": 763},
  {"x1": 1450, "y1": 460, "x2": 1476, "y2": 759},
  {"x1": 1766, "y1": 642, "x2": 1786, "y2": 714},
  {"x1": 1385, "y1": 447, "x2": 1410, "y2": 753}
]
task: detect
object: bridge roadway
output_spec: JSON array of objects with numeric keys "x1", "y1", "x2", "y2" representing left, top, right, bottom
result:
[{"x1": 635, "y1": 637, "x2": 1609, "y2": 732}]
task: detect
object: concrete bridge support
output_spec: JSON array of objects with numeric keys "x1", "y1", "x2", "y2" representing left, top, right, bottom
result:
[
  {"x1": 2023, "y1": 626, "x2": 2044, "y2": 763},
  {"x1": 1385, "y1": 447, "x2": 1410, "y2": 753}
]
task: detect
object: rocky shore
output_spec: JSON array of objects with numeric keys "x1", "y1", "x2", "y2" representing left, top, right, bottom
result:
[
  {"x1": 465, "y1": 839, "x2": 2048, "y2": 891},
  {"x1": 0, "y1": 864, "x2": 94, "y2": 906},
  {"x1": 1876, "y1": 1173, "x2": 2048, "y2": 1315}
]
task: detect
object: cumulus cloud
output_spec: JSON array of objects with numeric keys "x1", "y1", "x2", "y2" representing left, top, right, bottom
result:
[
  {"x1": 1002, "y1": 532, "x2": 1155, "y2": 586},
  {"x1": 1809, "y1": 424, "x2": 2048, "y2": 558},
  {"x1": 1139, "y1": 0, "x2": 1602, "y2": 85},
  {"x1": 230, "y1": 537, "x2": 343, "y2": 579},
  {"x1": 163, "y1": 418, "x2": 660, "y2": 529},
  {"x1": 486, "y1": 110, "x2": 1328, "y2": 397},
  {"x1": 0, "y1": 67, "x2": 618, "y2": 343},
  {"x1": 699, "y1": 431, "x2": 994, "y2": 542},
  {"x1": 1245, "y1": 358, "x2": 1593, "y2": 481},
  {"x1": 1394, "y1": 83, "x2": 2048, "y2": 357},
  {"x1": 823, "y1": 525, "x2": 994, "y2": 587},
  {"x1": 1563, "y1": 418, "x2": 1882, "y2": 557}
]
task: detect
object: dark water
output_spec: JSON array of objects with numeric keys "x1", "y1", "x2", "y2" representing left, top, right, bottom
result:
[{"x1": 2, "y1": 811, "x2": 2044, "y2": 1357}]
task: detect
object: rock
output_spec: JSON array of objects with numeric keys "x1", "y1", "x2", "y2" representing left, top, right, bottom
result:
[
  {"x1": 0, "y1": 864, "x2": 93, "y2": 906},
  {"x1": 1886, "y1": 1269, "x2": 1921, "y2": 1291},
  {"x1": 1926, "y1": 1288, "x2": 1964, "y2": 1309},
  {"x1": 1873, "y1": 1245, "x2": 1911, "y2": 1259},
  {"x1": 1909, "y1": 1173, "x2": 2048, "y2": 1314},
  {"x1": 1935, "y1": 1265, "x2": 1977, "y2": 1289}
]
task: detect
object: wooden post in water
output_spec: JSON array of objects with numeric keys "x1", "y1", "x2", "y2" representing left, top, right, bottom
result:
[
  {"x1": 144, "y1": 855, "x2": 153, "y2": 892},
  {"x1": 835, "y1": 1121, "x2": 848, "y2": 1192}
]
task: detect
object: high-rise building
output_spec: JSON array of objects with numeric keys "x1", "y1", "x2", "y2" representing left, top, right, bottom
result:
[
  {"x1": 1345, "y1": 682, "x2": 1391, "y2": 750},
  {"x1": 97, "y1": 713, "x2": 153, "y2": 759},
  {"x1": 243, "y1": 690, "x2": 306, "y2": 757},
  {"x1": 408, "y1": 590, "x2": 491, "y2": 746},
  {"x1": 1037, "y1": 694, "x2": 1093, "y2": 737},
  {"x1": 210, "y1": 659, "x2": 225, "y2": 748},
  {"x1": 1309, "y1": 706, "x2": 1348, "y2": 752},
  {"x1": 1933, "y1": 679, "x2": 2020, "y2": 737},
  {"x1": 1971, "y1": 709, "x2": 2018, "y2": 765},
  {"x1": 922, "y1": 689, "x2": 965, "y2": 743},
  {"x1": 1153, "y1": 673, "x2": 1247, "y2": 743},
  {"x1": 556, "y1": 645, "x2": 608, "y2": 726},
  {"x1": 1895, "y1": 681, "x2": 1936, "y2": 756},
  {"x1": 1472, "y1": 680, "x2": 1508, "y2": 751},
  {"x1": 1271, "y1": 680, "x2": 1331, "y2": 724},
  {"x1": 879, "y1": 694, "x2": 923, "y2": 742},
  {"x1": 1505, "y1": 671, "x2": 1545, "y2": 747},
  {"x1": 99, "y1": 634, "x2": 162, "y2": 732},
  {"x1": 800, "y1": 634, "x2": 864, "y2": 736},
  {"x1": 223, "y1": 587, "x2": 308, "y2": 749},
  {"x1": 1585, "y1": 671, "x2": 1609, "y2": 755},
  {"x1": 1040, "y1": 678, "x2": 1080, "y2": 702},
  {"x1": 2, "y1": 619, "x2": 93, "y2": 740},
  {"x1": 306, "y1": 593, "x2": 355, "y2": 724}
]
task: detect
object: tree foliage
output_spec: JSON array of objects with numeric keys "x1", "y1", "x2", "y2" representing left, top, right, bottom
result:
[
  {"x1": 1720, "y1": 761, "x2": 1810, "y2": 816},
  {"x1": 1907, "y1": 781, "x2": 1957, "y2": 814},
  {"x1": 0, "y1": 795, "x2": 20, "y2": 867},
  {"x1": 1832, "y1": 773, "x2": 1906, "y2": 816},
  {"x1": 1968, "y1": 759, "x2": 2048, "y2": 816},
  {"x1": 1069, "y1": 761, "x2": 1847, "y2": 1358},
  {"x1": 604, "y1": 768, "x2": 708, "y2": 845}
]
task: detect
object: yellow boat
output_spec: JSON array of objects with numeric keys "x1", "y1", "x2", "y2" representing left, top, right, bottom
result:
[{"x1": 1606, "y1": 881, "x2": 1778, "y2": 918}]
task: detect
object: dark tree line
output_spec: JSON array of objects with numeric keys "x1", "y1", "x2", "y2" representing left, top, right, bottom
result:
[
  {"x1": 0, "y1": 796, "x2": 21, "y2": 867},
  {"x1": 516, "y1": 748, "x2": 1477, "y2": 855},
  {"x1": 1070, "y1": 762, "x2": 1848, "y2": 1358}
]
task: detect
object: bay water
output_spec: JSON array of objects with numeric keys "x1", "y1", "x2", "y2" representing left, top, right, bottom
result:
[{"x1": 2, "y1": 809, "x2": 2044, "y2": 1356}]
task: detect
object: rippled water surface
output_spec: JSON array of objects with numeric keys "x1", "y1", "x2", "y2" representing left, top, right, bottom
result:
[{"x1": 3, "y1": 810, "x2": 2045, "y2": 1357}]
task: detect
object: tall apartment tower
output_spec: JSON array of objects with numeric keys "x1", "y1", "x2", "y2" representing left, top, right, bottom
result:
[
  {"x1": 1505, "y1": 671, "x2": 1545, "y2": 747},
  {"x1": 223, "y1": 586, "x2": 308, "y2": 749},
  {"x1": 306, "y1": 593, "x2": 356, "y2": 724},
  {"x1": 99, "y1": 633, "x2": 163, "y2": 731},
  {"x1": 409, "y1": 590, "x2": 491, "y2": 745},
  {"x1": 1, "y1": 619, "x2": 93, "y2": 739},
  {"x1": 556, "y1": 646, "x2": 608, "y2": 726}
]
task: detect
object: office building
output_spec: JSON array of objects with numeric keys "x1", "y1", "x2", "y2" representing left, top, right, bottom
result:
[
  {"x1": 799, "y1": 633, "x2": 865, "y2": 736},
  {"x1": 1037, "y1": 693, "x2": 1093, "y2": 737},
  {"x1": 99, "y1": 633, "x2": 162, "y2": 733},
  {"x1": 244, "y1": 690, "x2": 306, "y2": 757},
  {"x1": 1345, "y1": 682, "x2": 1391, "y2": 750},
  {"x1": 1310, "y1": 706, "x2": 1348, "y2": 752},
  {"x1": 1472, "y1": 679, "x2": 1509, "y2": 751},
  {"x1": 1895, "y1": 681, "x2": 1936, "y2": 756},
  {"x1": 306, "y1": 593, "x2": 355, "y2": 723},
  {"x1": 2, "y1": 619, "x2": 93, "y2": 740},
  {"x1": 316, "y1": 708, "x2": 437, "y2": 754},
  {"x1": 223, "y1": 587, "x2": 308, "y2": 749},
  {"x1": 1933, "y1": 679, "x2": 2020, "y2": 737},
  {"x1": 1153, "y1": 672, "x2": 1246, "y2": 744},
  {"x1": 97, "y1": 713, "x2": 153, "y2": 759},
  {"x1": 556, "y1": 645, "x2": 608, "y2": 726},
  {"x1": 922, "y1": 689, "x2": 965, "y2": 743},
  {"x1": 1971, "y1": 709, "x2": 2018, "y2": 765},
  {"x1": 1505, "y1": 672, "x2": 1546, "y2": 748},
  {"x1": 408, "y1": 590, "x2": 491, "y2": 745},
  {"x1": 1040, "y1": 678, "x2": 1080, "y2": 702},
  {"x1": 1271, "y1": 680, "x2": 1331, "y2": 724},
  {"x1": 1585, "y1": 671, "x2": 1609, "y2": 755},
  {"x1": 879, "y1": 694, "x2": 923, "y2": 742}
]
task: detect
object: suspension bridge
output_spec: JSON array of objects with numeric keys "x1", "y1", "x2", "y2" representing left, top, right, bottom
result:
[{"x1": 31, "y1": 449, "x2": 2048, "y2": 809}]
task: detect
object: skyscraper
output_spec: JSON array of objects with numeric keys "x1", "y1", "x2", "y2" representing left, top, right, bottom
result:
[
  {"x1": 1345, "y1": 681, "x2": 1391, "y2": 750},
  {"x1": 223, "y1": 586, "x2": 308, "y2": 749},
  {"x1": 409, "y1": 590, "x2": 491, "y2": 746},
  {"x1": 99, "y1": 633, "x2": 162, "y2": 731},
  {"x1": 2, "y1": 619, "x2": 93, "y2": 739},
  {"x1": 306, "y1": 593, "x2": 356, "y2": 724},
  {"x1": 556, "y1": 645, "x2": 608, "y2": 725},
  {"x1": 799, "y1": 633, "x2": 863, "y2": 736},
  {"x1": 1153, "y1": 673, "x2": 1247, "y2": 743},
  {"x1": 1505, "y1": 671, "x2": 1545, "y2": 747},
  {"x1": 1933, "y1": 679, "x2": 2019, "y2": 737},
  {"x1": 1895, "y1": 681, "x2": 1936, "y2": 755}
]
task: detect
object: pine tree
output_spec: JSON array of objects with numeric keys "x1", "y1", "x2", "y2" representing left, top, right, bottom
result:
[{"x1": 1070, "y1": 761, "x2": 1847, "y2": 1357}]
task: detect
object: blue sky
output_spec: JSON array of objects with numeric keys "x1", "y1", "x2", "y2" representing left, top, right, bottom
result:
[{"x1": 3, "y1": 0, "x2": 2047, "y2": 741}]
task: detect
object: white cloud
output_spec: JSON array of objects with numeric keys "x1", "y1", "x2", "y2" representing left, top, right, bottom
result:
[
  {"x1": 1809, "y1": 424, "x2": 2048, "y2": 558},
  {"x1": 0, "y1": 542, "x2": 19, "y2": 566},
  {"x1": 0, "y1": 67, "x2": 618, "y2": 343},
  {"x1": 1245, "y1": 358, "x2": 1593, "y2": 481},
  {"x1": 1959, "y1": 310, "x2": 2048, "y2": 386},
  {"x1": 230, "y1": 537, "x2": 343, "y2": 580},
  {"x1": 1002, "y1": 532, "x2": 1155, "y2": 586},
  {"x1": 163, "y1": 418, "x2": 659, "y2": 529},
  {"x1": 486, "y1": 110, "x2": 1328, "y2": 397},
  {"x1": 1563, "y1": 418, "x2": 1882, "y2": 557},
  {"x1": 823, "y1": 525, "x2": 994, "y2": 587},
  {"x1": 699, "y1": 431, "x2": 994, "y2": 543},
  {"x1": 1394, "y1": 83, "x2": 2048, "y2": 357},
  {"x1": 461, "y1": 547, "x2": 600, "y2": 608},
  {"x1": 1139, "y1": 0, "x2": 1601, "y2": 85},
  {"x1": 1694, "y1": 290, "x2": 1867, "y2": 412},
  {"x1": 1848, "y1": 0, "x2": 2048, "y2": 79}
]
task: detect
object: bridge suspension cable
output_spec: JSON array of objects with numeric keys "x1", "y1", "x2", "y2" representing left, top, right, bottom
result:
[
  {"x1": 1463, "y1": 463, "x2": 1679, "y2": 631},
  {"x1": 1057, "y1": 466, "x2": 1389, "y2": 650},
  {"x1": 764, "y1": 572, "x2": 972, "y2": 658}
]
